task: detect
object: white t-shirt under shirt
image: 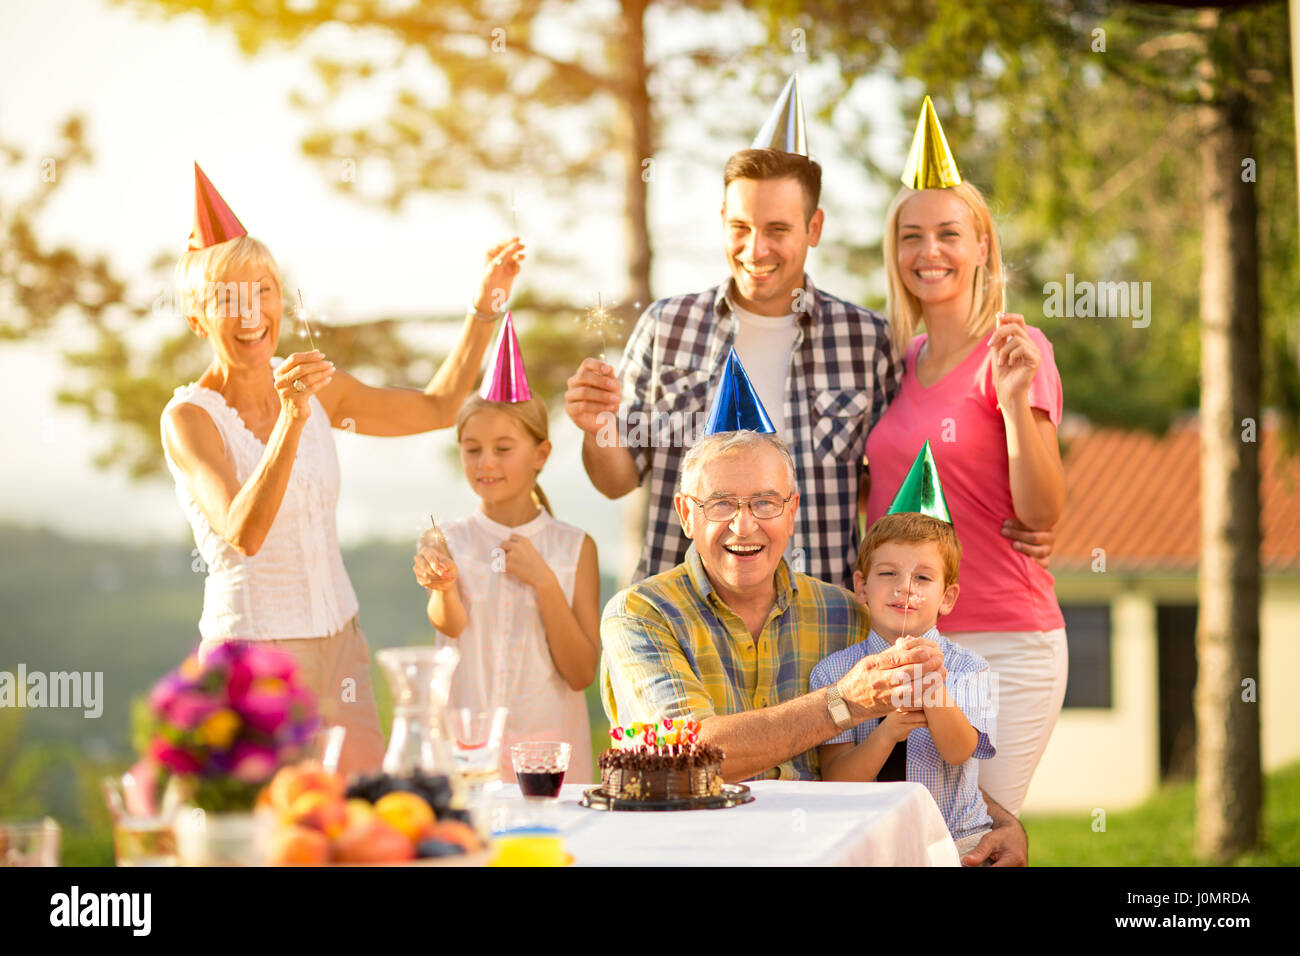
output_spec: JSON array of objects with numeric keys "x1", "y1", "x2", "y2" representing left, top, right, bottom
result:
[
  {"x1": 436, "y1": 509, "x2": 594, "y2": 784},
  {"x1": 729, "y1": 300, "x2": 798, "y2": 440}
]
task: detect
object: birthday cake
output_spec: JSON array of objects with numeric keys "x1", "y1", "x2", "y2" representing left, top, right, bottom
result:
[{"x1": 598, "y1": 719, "x2": 725, "y2": 801}]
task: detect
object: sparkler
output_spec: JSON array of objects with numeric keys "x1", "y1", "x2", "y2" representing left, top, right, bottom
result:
[
  {"x1": 296, "y1": 288, "x2": 317, "y2": 351},
  {"x1": 578, "y1": 292, "x2": 621, "y2": 363}
]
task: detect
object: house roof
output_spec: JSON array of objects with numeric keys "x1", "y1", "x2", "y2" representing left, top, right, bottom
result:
[{"x1": 1053, "y1": 414, "x2": 1300, "y2": 574}]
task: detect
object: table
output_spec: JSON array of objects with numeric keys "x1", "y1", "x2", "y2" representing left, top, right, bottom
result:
[{"x1": 495, "y1": 781, "x2": 960, "y2": 866}]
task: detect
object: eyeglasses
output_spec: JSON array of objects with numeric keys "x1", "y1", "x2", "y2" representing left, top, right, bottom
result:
[{"x1": 684, "y1": 493, "x2": 793, "y2": 522}]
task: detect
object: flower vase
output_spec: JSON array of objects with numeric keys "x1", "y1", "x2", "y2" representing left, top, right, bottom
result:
[{"x1": 173, "y1": 807, "x2": 274, "y2": 867}]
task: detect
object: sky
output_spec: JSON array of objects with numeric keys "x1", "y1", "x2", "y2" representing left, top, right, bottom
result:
[{"x1": 0, "y1": 0, "x2": 906, "y2": 575}]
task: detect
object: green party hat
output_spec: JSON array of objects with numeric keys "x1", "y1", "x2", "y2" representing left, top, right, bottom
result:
[{"x1": 886, "y1": 440, "x2": 952, "y2": 523}]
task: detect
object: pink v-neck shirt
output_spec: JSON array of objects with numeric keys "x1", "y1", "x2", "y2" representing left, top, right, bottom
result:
[{"x1": 865, "y1": 327, "x2": 1065, "y2": 634}]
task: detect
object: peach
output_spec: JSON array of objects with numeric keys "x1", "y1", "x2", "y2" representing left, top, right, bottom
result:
[
  {"x1": 289, "y1": 790, "x2": 347, "y2": 837},
  {"x1": 343, "y1": 798, "x2": 376, "y2": 830},
  {"x1": 332, "y1": 819, "x2": 414, "y2": 864},
  {"x1": 372, "y1": 791, "x2": 435, "y2": 842},
  {"x1": 268, "y1": 824, "x2": 330, "y2": 866},
  {"x1": 264, "y1": 762, "x2": 345, "y2": 817}
]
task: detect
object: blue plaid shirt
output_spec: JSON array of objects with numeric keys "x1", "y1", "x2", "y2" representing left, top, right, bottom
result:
[
  {"x1": 809, "y1": 627, "x2": 997, "y2": 840},
  {"x1": 614, "y1": 275, "x2": 900, "y2": 589}
]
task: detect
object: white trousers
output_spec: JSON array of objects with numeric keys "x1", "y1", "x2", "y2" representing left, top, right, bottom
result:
[{"x1": 946, "y1": 628, "x2": 1069, "y2": 817}]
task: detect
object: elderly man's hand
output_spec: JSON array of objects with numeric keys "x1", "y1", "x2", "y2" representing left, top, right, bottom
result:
[
  {"x1": 835, "y1": 635, "x2": 944, "y2": 720},
  {"x1": 962, "y1": 820, "x2": 1028, "y2": 867},
  {"x1": 964, "y1": 794, "x2": 1028, "y2": 867}
]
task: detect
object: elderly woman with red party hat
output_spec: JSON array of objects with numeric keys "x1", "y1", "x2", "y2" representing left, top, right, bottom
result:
[{"x1": 162, "y1": 163, "x2": 525, "y2": 776}]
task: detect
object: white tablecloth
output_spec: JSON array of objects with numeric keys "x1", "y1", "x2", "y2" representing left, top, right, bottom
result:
[{"x1": 496, "y1": 780, "x2": 960, "y2": 866}]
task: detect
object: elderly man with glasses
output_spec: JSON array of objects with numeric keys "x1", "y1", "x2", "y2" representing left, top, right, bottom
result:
[
  {"x1": 601, "y1": 429, "x2": 949, "y2": 782},
  {"x1": 600, "y1": 429, "x2": 1028, "y2": 864}
]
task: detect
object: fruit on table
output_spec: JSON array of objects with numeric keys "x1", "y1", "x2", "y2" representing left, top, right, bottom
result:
[
  {"x1": 372, "y1": 791, "x2": 435, "y2": 842},
  {"x1": 333, "y1": 819, "x2": 415, "y2": 864},
  {"x1": 268, "y1": 824, "x2": 330, "y2": 866},
  {"x1": 265, "y1": 762, "x2": 345, "y2": 817},
  {"x1": 343, "y1": 798, "x2": 376, "y2": 830},
  {"x1": 346, "y1": 771, "x2": 453, "y2": 810},
  {"x1": 288, "y1": 789, "x2": 347, "y2": 837},
  {"x1": 424, "y1": 820, "x2": 480, "y2": 853},
  {"x1": 416, "y1": 840, "x2": 464, "y2": 859}
]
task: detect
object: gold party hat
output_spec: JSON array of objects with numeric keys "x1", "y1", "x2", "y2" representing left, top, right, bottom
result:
[
  {"x1": 900, "y1": 96, "x2": 962, "y2": 189},
  {"x1": 752, "y1": 73, "x2": 808, "y2": 156}
]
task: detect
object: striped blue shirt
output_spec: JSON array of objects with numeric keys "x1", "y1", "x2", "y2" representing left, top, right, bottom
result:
[{"x1": 809, "y1": 627, "x2": 996, "y2": 840}]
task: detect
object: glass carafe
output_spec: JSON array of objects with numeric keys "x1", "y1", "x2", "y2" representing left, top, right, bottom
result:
[{"x1": 376, "y1": 646, "x2": 461, "y2": 779}]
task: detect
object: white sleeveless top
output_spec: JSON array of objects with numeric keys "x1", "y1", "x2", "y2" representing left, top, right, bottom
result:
[
  {"x1": 437, "y1": 509, "x2": 594, "y2": 784},
  {"x1": 161, "y1": 359, "x2": 359, "y2": 641}
]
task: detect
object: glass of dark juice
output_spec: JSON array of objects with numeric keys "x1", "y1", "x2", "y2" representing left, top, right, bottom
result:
[{"x1": 511, "y1": 742, "x2": 571, "y2": 800}]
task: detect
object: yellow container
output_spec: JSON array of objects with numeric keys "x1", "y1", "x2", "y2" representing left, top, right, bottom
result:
[{"x1": 488, "y1": 828, "x2": 571, "y2": 867}]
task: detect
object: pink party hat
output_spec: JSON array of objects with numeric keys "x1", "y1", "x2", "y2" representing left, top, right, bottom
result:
[
  {"x1": 189, "y1": 163, "x2": 248, "y2": 250},
  {"x1": 480, "y1": 311, "x2": 532, "y2": 402}
]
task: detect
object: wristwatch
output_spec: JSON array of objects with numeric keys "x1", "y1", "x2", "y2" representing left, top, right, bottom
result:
[{"x1": 826, "y1": 685, "x2": 852, "y2": 731}]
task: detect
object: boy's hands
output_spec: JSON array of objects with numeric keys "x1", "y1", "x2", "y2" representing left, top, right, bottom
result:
[
  {"x1": 878, "y1": 709, "x2": 928, "y2": 743},
  {"x1": 413, "y1": 546, "x2": 458, "y2": 592}
]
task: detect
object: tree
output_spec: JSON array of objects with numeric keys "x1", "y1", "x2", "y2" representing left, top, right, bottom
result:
[
  {"x1": 123, "y1": 0, "x2": 763, "y2": 312},
  {"x1": 753, "y1": 0, "x2": 1295, "y2": 860},
  {"x1": 27, "y1": 0, "x2": 789, "y2": 483}
]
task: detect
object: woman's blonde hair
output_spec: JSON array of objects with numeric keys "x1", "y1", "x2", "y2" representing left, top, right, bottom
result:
[
  {"x1": 882, "y1": 182, "x2": 1003, "y2": 356},
  {"x1": 174, "y1": 235, "x2": 282, "y2": 324},
  {"x1": 455, "y1": 393, "x2": 554, "y2": 515}
]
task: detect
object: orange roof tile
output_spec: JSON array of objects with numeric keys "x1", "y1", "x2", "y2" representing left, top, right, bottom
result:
[{"x1": 1053, "y1": 415, "x2": 1300, "y2": 574}]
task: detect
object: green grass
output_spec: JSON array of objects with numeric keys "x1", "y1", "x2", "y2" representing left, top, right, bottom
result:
[{"x1": 1022, "y1": 760, "x2": 1300, "y2": 866}]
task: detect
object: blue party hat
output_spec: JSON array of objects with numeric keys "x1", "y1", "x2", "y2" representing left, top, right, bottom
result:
[{"x1": 704, "y1": 348, "x2": 776, "y2": 435}]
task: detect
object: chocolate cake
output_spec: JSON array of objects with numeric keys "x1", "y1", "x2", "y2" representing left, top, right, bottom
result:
[{"x1": 598, "y1": 718, "x2": 725, "y2": 801}]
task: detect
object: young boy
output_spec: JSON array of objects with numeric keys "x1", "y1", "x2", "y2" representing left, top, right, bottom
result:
[{"x1": 809, "y1": 512, "x2": 996, "y2": 858}]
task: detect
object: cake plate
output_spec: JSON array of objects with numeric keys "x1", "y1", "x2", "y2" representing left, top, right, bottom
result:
[{"x1": 579, "y1": 783, "x2": 753, "y2": 811}]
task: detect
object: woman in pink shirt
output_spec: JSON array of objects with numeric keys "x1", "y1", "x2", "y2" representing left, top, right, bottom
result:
[{"x1": 865, "y1": 178, "x2": 1067, "y2": 816}]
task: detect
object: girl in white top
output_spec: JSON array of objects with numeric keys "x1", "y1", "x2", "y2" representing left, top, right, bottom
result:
[{"x1": 413, "y1": 394, "x2": 600, "y2": 784}]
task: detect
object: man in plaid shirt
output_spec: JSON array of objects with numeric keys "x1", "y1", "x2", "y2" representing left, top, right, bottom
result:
[
  {"x1": 598, "y1": 429, "x2": 1029, "y2": 864},
  {"x1": 566, "y1": 148, "x2": 899, "y2": 589}
]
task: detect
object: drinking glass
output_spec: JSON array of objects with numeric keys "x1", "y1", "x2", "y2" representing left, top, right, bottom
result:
[
  {"x1": 0, "y1": 817, "x2": 60, "y2": 867},
  {"x1": 510, "y1": 742, "x2": 570, "y2": 800},
  {"x1": 446, "y1": 707, "x2": 509, "y2": 791},
  {"x1": 100, "y1": 768, "x2": 180, "y2": 866}
]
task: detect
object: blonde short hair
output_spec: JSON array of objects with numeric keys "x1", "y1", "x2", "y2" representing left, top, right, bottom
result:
[
  {"x1": 882, "y1": 182, "x2": 1003, "y2": 356},
  {"x1": 174, "y1": 235, "x2": 282, "y2": 323}
]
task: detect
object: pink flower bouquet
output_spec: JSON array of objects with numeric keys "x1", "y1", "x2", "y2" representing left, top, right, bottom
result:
[{"x1": 146, "y1": 643, "x2": 319, "y2": 811}]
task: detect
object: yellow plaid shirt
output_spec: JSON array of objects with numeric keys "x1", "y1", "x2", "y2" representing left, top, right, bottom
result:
[{"x1": 600, "y1": 545, "x2": 870, "y2": 780}]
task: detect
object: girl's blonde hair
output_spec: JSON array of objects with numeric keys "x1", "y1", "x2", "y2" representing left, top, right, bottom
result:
[
  {"x1": 455, "y1": 393, "x2": 553, "y2": 515},
  {"x1": 882, "y1": 182, "x2": 1003, "y2": 356},
  {"x1": 174, "y1": 235, "x2": 282, "y2": 324}
]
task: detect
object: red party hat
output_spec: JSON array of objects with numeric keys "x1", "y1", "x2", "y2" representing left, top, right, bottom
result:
[
  {"x1": 480, "y1": 311, "x2": 532, "y2": 403},
  {"x1": 189, "y1": 162, "x2": 247, "y2": 250}
]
